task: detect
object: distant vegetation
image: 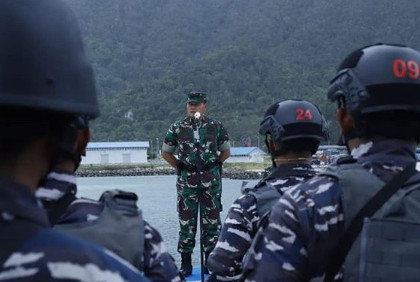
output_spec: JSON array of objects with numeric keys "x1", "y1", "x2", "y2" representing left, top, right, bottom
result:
[{"x1": 66, "y1": 0, "x2": 420, "y2": 148}]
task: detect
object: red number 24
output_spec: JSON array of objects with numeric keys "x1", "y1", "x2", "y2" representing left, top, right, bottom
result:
[{"x1": 296, "y1": 108, "x2": 313, "y2": 120}]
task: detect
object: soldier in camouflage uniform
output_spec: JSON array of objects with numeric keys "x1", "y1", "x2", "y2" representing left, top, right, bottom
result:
[
  {"x1": 207, "y1": 99, "x2": 329, "y2": 281},
  {"x1": 241, "y1": 44, "x2": 420, "y2": 281},
  {"x1": 36, "y1": 116, "x2": 183, "y2": 281},
  {"x1": 162, "y1": 92, "x2": 231, "y2": 277},
  {"x1": 0, "y1": 1, "x2": 147, "y2": 280}
]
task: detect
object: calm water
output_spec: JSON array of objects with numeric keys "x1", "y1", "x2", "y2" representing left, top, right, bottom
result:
[{"x1": 77, "y1": 175, "x2": 246, "y2": 266}]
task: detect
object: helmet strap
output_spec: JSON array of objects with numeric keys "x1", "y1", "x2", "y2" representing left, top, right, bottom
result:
[
  {"x1": 50, "y1": 125, "x2": 82, "y2": 172},
  {"x1": 265, "y1": 138, "x2": 277, "y2": 168},
  {"x1": 271, "y1": 157, "x2": 277, "y2": 168}
]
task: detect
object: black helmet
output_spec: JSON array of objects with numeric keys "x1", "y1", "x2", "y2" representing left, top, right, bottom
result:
[
  {"x1": 328, "y1": 43, "x2": 420, "y2": 115},
  {"x1": 0, "y1": 0, "x2": 99, "y2": 118},
  {"x1": 259, "y1": 99, "x2": 329, "y2": 143}
]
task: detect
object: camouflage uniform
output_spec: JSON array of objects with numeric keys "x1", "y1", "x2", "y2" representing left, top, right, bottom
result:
[
  {"x1": 163, "y1": 116, "x2": 230, "y2": 254},
  {"x1": 36, "y1": 170, "x2": 183, "y2": 281},
  {"x1": 207, "y1": 163, "x2": 316, "y2": 281},
  {"x1": 241, "y1": 139, "x2": 419, "y2": 281},
  {"x1": 0, "y1": 177, "x2": 148, "y2": 281}
]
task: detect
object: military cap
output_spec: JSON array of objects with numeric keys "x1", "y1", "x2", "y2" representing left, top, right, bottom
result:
[{"x1": 187, "y1": 92, "x2": 207, "y2": 103}]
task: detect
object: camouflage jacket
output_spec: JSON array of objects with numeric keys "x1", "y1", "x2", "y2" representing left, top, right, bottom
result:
[
  {"x1": 163, "y1": 116, "x2": 230, "y2": 188},
  {"x1": 207, "y1": 163, "x2": 316, "y2": 281},
  {"x1": 241, "y1": 139, "x2": 419, "y2": 281},
  {"x1": 36, "y1": 170, "x2": 183, "y2": 282},
  {"x1": 0, "y1": 177, "x2": 148, "y2": 282}
]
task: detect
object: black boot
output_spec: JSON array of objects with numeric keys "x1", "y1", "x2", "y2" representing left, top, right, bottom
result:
[{"x1": 180, "y1": 253, "x2": 192, "y2": 277}]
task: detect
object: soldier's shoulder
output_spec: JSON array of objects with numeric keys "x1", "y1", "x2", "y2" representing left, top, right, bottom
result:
[
  {"x1": 205, "y1": 116, "x2": 223, "y2": 125},
  {"x1": 281, "y1": 175, "x2": 341, "y2": 212},
  {"x1": 27, "y1": 228, "x2": 124, "y2": 266},
  {"x1": 238, "y1": 192, "x2": 258, "y2": 205},
  {"x1": 294, "y1": 174, "x2": 339, "y2": 194},
  {"x1": 34, "y1": 227, "x2": 110, "y2": 255},
  {"x1": 269, "y1": 176, "x2": 341, "y2": 224},
  {"x1": 171, "y1": 118, "x2": 185, "y2": 126},
  {"x1": 230, "y1": 193, "x2": 258, "y2": 212},
  {"x1": 168, "y1": 118, "x2": 189, "y2": 133}
]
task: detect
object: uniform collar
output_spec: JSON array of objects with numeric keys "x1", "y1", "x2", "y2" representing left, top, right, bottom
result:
[
  {"x1": 265, "y1": 163, "x2": 316, "y2": 181},
  {"x1": 353, "y1": 138, "x2": 417, "y2": 164},
  {"x1": 36, "y1": 170, "x2": 77, "y2": 201},
  {"x1": 0, "y1": 177, "x2": 49, "y2": 227}
]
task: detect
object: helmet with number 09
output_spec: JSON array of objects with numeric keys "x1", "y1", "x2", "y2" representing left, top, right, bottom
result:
[
  {"x1": 259, "y1": 99, "x2": 329, "y2": 143},
  {"x1": 328, "y1": 43, "x2": 420, "y2": 115}
]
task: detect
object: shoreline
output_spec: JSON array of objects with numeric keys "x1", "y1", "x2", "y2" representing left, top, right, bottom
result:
[{"x1": 76, "y1": 167, "x2": 263, "y2": 179}]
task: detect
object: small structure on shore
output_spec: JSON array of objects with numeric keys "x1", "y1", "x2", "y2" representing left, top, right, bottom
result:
[
  {"x1": 81, "y1": 141, "x2": 150, "y2": 165},
  {"x1": 226, "y1": 147, "x2": 267, "y2": 163}
]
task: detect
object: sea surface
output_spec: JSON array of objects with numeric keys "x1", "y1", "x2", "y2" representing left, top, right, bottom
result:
[{"x1": 77, "y1": 175, "x2": 249, "y2": 266}]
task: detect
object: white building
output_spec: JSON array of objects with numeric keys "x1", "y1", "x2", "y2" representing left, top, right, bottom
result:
[
  {"x1": 81, "y1": 141, "x2": 150, "y2": 165},
  {"x1": 226, "y1": 147, "x2": 267, "y2": 163}
]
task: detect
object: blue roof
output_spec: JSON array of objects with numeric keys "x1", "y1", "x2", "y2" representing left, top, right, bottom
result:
[
  {"x1": 230, "y1": 147, "x2": 263, "y2": 156},
  {"x1": 86, "y1": 142, "x2": 149, "y2": 149}
]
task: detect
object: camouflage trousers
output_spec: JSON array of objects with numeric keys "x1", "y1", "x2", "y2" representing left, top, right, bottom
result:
[{"x1": 176, "y1": 184, "x2": 222, "y2": 254}]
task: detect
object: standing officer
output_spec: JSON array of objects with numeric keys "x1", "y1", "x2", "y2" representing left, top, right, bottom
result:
[
  {"x1": 0, "y1": 0, "x2": 147, "y2": 280},
  {"x1": 207, "y1": 99, "x2": 329, "y2": 281},
  {"x1": 162, "y1": 92, "x2": 231, "y2": 277},
  {"x1": 241, "y1": 43, "x2": 420, "y2": 281},
  {"x1": 36, "y1": 117, "x2": 184, "y2": 281}
]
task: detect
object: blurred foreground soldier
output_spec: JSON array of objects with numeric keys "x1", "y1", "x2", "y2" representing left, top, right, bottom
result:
[
  {"x1": 162, "y1": 92, "x2": 231, "y2": 276},
  {"x1": 207, "y1": 99, "x2": 329, "y2": 281},
  {"x1": 36, "y1": 117, "x2": 184, "y2": 281},
  {"x1": 241, "y1": 44, "x2": 420, "y2": 281},
  {"x1": 0, "y1": 0, "x2": 148, "y2": 281}
]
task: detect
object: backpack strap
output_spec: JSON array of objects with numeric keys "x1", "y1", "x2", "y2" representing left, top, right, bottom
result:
[{"x1": 324, "y1": 163, "x2": 418, "y2": 281}]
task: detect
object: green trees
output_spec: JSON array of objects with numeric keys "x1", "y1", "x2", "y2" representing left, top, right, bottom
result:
[{"x1": 65, "y1": 0, "x2": 420, "y2": 145}]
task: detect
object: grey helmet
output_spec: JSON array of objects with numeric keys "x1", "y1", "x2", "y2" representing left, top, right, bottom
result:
[
  {"x1": 328, "y1": 43, "x2": 420, "y2": 116},
  {"x1": 259, "y1": 99, "x2": 329, "y2": 143},
  {"x1": 0, "y1": 0, "x2": 99, "y2": 118}
]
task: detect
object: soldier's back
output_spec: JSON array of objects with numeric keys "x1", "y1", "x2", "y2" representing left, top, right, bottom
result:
[{"x1": 0, "y1": 224, "x2": 147, "y2": 281}]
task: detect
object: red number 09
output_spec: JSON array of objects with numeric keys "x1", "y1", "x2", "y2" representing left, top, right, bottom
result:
[
  {"x1": 296, "y1": 108, "x2": 313, "y2": 120},
  {"x1": 393, "y1": 59, "x2": 419, "y2": 79}
]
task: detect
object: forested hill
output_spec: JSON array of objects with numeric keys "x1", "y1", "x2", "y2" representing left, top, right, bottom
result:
[{"x1": 65, "y1": 0, "x2": 420, "y2": 146}]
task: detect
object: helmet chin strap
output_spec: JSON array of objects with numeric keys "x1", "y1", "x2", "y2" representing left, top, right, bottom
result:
[
  {"x1": 38, "y1": 136, "x2": 81, "y2": 190},
  {"x1": 49, "y1": 125, "x2": 82, "y2": 173},
  {"x1": 265, "y1": 139, "x2": 277, "y2": 168},
  {"x1": 341, "y1": 114, "x2": 366, "y2": 155}
]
